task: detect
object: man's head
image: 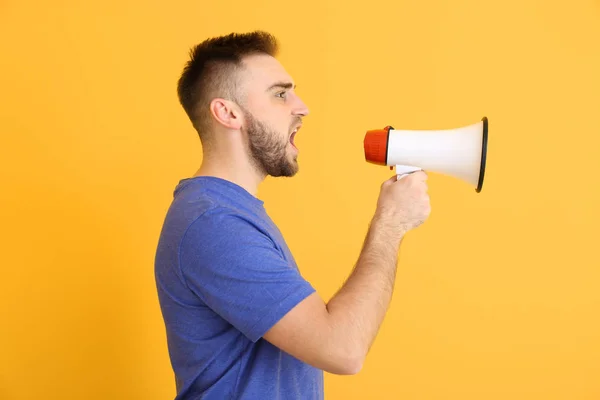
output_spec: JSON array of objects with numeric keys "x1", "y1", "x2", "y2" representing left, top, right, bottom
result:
[{"x1": 177, "y1": 31, "x2": 309, "y2": 177}]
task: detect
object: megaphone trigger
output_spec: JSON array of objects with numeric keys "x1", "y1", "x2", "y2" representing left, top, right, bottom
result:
[{"x1": 395, "y1": 164, "x2": 422, "y2": 180}]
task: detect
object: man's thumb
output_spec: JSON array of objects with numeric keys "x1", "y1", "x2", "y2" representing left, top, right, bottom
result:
[{"x1": 382, "y1": 174, "x2": 399, "y2": 186}]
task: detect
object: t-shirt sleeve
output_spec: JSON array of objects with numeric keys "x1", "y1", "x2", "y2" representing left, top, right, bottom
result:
[{"x1": 179, "y1": 206, "x2": 316, "y2": 343}]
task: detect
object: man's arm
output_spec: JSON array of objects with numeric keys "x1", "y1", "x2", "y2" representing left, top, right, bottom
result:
[{"x1": 263, "y1": 171, "x2": 430, "y2": 375}]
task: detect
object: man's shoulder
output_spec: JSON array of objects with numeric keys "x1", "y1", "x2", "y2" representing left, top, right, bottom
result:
[
  {"x1": 166, "y1": 181, "x2": 245, "y2": 224},
  {"x1": 182, "y1": 204, "x2": 275, "y2": 253},
  {"x1": 158, "y1": 176, "x2": 280, "y2": 266},
  {"x1": 170, "y1": 177, "x2": 264, "y2": 221}
]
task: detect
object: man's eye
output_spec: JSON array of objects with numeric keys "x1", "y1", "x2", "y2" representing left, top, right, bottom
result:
[{"x1": 276, "y1": 91, "x2": 287, "y2": 98}]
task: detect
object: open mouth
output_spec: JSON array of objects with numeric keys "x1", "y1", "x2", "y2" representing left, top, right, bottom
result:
[{"x1": 290, "y1": 125, "x2": 301, "y2": 149}]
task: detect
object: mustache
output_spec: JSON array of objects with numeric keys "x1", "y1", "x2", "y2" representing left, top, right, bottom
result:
[{"x1": 290, "y1": 117, "x2": 303, "y2": 129}]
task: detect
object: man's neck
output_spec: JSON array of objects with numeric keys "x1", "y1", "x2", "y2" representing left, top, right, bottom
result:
[{"x1": 193, "y1": 154, "x2": 265, "y2": 197}]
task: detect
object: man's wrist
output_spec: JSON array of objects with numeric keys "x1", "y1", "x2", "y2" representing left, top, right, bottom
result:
[{"x1": 370, "y1": 210, "x2": 407, "y2": 247}]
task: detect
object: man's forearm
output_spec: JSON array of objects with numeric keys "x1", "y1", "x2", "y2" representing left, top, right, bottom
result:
[{"x1": 325, "y1": 210, "x2": 406, "y2": 367}]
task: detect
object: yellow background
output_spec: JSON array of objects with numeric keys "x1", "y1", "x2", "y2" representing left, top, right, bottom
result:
[{"x1": 1, "y1": 0, "x2": 599, "y2": 398}]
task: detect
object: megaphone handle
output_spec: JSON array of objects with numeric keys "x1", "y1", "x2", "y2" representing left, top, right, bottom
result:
[{"x1": 395, "y1": 164, "x2": 422, "y2": 180}]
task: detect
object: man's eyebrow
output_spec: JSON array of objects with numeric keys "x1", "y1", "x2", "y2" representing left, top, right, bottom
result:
[{"x1": 266, "y1": 82, "x2": 296, "y2": 91}]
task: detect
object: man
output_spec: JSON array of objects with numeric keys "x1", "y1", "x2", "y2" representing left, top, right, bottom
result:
[{"x1": 154, "y1": 31, "x2": 430, "y2": 399}]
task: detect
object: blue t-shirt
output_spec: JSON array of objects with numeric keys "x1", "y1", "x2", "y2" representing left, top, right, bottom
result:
[{"x1": 154, "y1": 176, "x2": 324, "y2": 399}]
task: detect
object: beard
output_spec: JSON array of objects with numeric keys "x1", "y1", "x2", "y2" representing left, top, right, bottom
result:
[{"x1": 242, "y1": 109, "x2": 299, "y2": 178}]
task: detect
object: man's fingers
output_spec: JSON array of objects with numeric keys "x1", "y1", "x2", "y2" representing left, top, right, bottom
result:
[
  {"x1": 408, "y1": 170, "x2": 428, "y2": 181},
  {"x1": 382, "y1": 170, "x2": 428, "y2": 187}
]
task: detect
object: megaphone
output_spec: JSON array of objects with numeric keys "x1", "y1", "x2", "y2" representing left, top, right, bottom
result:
[{"x1": 364, "y1": 116, "x2": 488, "y2": 192}]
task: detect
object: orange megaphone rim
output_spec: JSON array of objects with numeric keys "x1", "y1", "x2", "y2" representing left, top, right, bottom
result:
[{"x1": 363, "y1": 126, "x2": 393, "y2": 165}]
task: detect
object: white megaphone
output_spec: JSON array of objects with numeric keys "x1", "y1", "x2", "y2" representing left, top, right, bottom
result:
[{"x1": 364, "y1": 116, "x2": 489, "y2": 192}]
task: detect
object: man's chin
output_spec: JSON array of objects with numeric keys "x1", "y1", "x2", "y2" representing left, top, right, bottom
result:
[
  {"x1": 282, "y1": 165, "x2": 299, "y2": 178},
  {"x1": 281, "y1": 160, "x2": 299, "y2": 177}
]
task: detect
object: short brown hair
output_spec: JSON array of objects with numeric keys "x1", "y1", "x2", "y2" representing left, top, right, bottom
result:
[{"x1": 177, "y1": 31, "x2": 279, "y2": 142}]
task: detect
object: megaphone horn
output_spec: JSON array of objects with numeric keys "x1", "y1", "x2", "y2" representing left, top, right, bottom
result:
[{"x1": 364, "y1": 116, "x2": 489, "y2": 193}]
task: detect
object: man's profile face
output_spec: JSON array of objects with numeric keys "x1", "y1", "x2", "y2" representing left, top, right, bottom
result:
[{"x1": 237, "y1": 54, "x2": 309, "y2": 177}]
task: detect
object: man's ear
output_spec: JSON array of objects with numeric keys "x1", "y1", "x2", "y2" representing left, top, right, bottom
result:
[{"x1": 209, "y1": 98, "x2": 243, "y2": 130}]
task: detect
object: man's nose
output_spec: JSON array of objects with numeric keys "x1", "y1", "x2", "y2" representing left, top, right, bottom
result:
[{"x1": 293, "y1": 95, "x2": 310, "y2": 117}]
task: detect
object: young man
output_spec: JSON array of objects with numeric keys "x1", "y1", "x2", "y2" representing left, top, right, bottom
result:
[{"x1": 154, "y1": 31, "x2": 430, "y2": 400}]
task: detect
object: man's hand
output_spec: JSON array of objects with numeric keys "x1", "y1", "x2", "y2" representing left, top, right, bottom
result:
[
  {"x1": 375, "y1": 171, "x2": 431, "y2": 237},
  {"x1": 263, "y1": 172, "x2": 431, "y2": 375}
]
